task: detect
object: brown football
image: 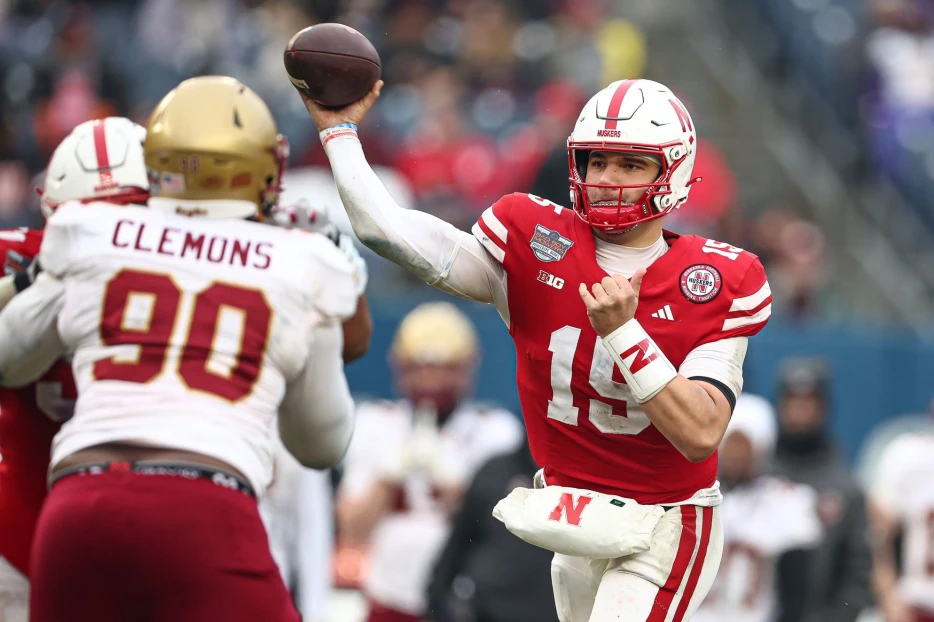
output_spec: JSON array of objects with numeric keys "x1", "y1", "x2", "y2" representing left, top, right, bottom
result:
[{"x1": 284, "y1": 23, "x2": 381, "y2": 108}]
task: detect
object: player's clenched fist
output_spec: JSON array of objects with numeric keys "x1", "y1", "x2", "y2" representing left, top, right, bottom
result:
[
  {"x1": 579, "y1": 268, "x2": 646, "y2": 338},
  {"x1": 300, "y1": 80, "x2": 383, "y2": 133}
]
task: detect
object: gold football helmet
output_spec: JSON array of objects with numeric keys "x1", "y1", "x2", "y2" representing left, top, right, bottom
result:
[
  {"x1": 145, "y1": 76, "x2": 289, "y2": 220},
  {"x1": 391, "y1": 302, "x2": 479, "y2": 364}
]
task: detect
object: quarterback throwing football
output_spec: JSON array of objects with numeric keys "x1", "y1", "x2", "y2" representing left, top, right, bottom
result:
[{"x1": 306, "y1": 78, "x2": 771, "y2": 622}]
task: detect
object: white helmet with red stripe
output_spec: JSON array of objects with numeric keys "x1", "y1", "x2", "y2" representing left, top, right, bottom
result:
[
  {"x1": 567, "y1": 79, "x2": 699, "y2": 233},
  {"x1": 40, "y1": 117, "x2": 149, "y2": 218}
]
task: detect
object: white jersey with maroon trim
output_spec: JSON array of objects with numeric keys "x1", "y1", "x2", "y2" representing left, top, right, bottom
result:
[
  {"x1": 472, "y1": 193, "x2": 771, "y2": 505},
  {"x1": 338, "y1": 399, "x2": 523, "y2": 615},
  {"x1": 872, "y1": 433, "x2": 934, "y2": 612},
  {"x1": 38, "y1": 202, "x2": 356, "y2": 496},
  {"x1": 694, "y1": 477, "x2": 822, "y2": 622}
]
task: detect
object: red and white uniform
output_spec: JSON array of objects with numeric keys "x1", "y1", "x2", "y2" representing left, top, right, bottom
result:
[
  {"x1": 872, "y1": 433, "x2": 934, "y2": 615},
  {"x1": 695, "y1": 478, "x2": 822, "y2": 622},
  {"x1": 474, "y1": 193, "x2": 770, "y2": 504},
  {"x1": 0, "y1": 228, "x2": 75, "y2": 580},
  {"x1": 323, "y1": 122, "x2": 771, "y2": 620},
  {"x1": 339, "y1": 400, "x2": 522, "y2": 617}
]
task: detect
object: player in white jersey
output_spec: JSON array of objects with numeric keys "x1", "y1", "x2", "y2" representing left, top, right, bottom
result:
[
  {"x1": 870, "y1": 431, "x2": 934, "y2": 622},
  {"x1": 261, "y1": 434, "x2": 335, "y2": 622},
  {"x1": 337, "y1": 302, "x2": 523, "y2": 622},
  {"x1": 694, "y1": 394, "x2": 822, "y2": 622},
  {"x1": 260, "y1": 204, "x2": 370, "y2": 621},
  {"x1": 0, "y1": 77, "x2": 358, "y2": 622}
]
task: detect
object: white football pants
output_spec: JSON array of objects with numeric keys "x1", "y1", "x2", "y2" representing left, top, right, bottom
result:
[
  {"x1": 0, "y1": 556, "x2": 28, "y2": 622},
  {"x1": 551, "y1": 505, "x2": 723, "y2": 622}
]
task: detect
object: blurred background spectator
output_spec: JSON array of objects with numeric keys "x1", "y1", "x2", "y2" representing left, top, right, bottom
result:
[
  {"x1": 334, "y1": 303, "x2": 521, "y2": 622},
  {"x1": 770, "y1": 360, "x2": 873, "y2": 622},
  {"x1": 425, "y1": 437, "x2": 558, "y2": 622},
  {"x1": 696, "y1": 394, "x2": 822, "y2": 622},
  {"x1": 261, "y1": 433, "x2": 335, "y2": 622},
  {"x1": 3, "y1": 1, "x2": 934, "y2": 620}
]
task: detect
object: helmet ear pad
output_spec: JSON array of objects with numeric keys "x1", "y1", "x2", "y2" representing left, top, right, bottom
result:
[{"x1": 574, "y1": 149, "x2": 590, "y2": 179}]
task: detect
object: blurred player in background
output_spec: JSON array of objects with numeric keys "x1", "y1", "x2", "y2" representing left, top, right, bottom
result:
[
  {"x1": 262, "y1": 438, "x2": 336, "y2": 622},
  {"x1": 694, "y1": 393, "x2": 822, "y2": 622},
  {"x1": 307, "y1": 76, "x2": 771, "y2": 620},
  {"x1": 0, "y1": 116, "x2": 148, "y2": 622},
  {"x1": 869, "y1": 429, "x2": 934, "y2": 622},
  {"x1": 337, "y1": 302, "x2": 522, "y2": 622},
  {"x1": 771, "y1": 360, "x2": 872, "y2": 622},
  {"x1": 262, "y1": 202, "x2": 371, "y2": 622},
  {"x1": 0, "y1": 76, "x2": 359, "y2": 622}
]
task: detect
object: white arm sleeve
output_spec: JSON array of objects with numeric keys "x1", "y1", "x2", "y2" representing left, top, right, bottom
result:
[
  {"x1": 324, "y1": 135, "x2": 506, "y2": 306},
  {"x1": 0, "y1": 272, "x2": 66, "y2": 387},
  {"x1": 278, "y1": 321, "x2": 355, "y2": 469},
  {"x1": 678, "y1": 336, "x2": 748, "y2": 404}
]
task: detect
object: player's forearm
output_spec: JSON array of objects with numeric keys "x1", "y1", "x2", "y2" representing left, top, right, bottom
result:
[
  {"x1": 342, "y1": 294, "x2": 372, "y2": 363},
  {"x1": 324, "y1": 134, "x2": 453, "y2": 279},
  {"x1": 0, "y1": 273, "x2": 66, "y2": 387},
  {"x1": 279, "y1": 322, "x2": 356, "y2": 469},
  {"x1": 600, "y1": 319, "x2": 728, "y2": 462},
  {"x1": 322, "y1": 133, "x2": 500, "y2": 303},
  {"x1": 640, "y1": 376, "x2": 727, "y2": 462},
  {"x1": 336, "y1": 482, "x2": 394, "y2": 542},
  {"x1": 868, "y1": 503, "x2": 901, "y2": 601}
]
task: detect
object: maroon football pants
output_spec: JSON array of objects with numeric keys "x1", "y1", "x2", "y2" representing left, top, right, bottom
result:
[
  {"x1": 366, "y1": 601, "x2": 424, "y2": 622},
  {"x1": 29, "y1": 470, "x2": 300, "y2": 622}
]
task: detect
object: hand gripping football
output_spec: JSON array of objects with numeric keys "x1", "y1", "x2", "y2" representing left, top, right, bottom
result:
[{"x1": 284, "y1": 23, "x2": 381, "y2": 108}]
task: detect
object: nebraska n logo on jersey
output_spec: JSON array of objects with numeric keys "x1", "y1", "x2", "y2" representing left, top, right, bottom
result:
[{"x1": 549, "y1": 493, "x2": 593, "y2": 526}]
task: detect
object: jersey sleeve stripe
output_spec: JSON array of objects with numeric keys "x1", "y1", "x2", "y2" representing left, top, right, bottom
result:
[
  {"x1": 471, "y1": 221, "x2": 505, "y2": 263},
  {"x1": 728, "y1": 281, "x2": 771, "y2": 312},
  {"x1": 722, "y1": 303, "x2": 771, "y2": 332},
  {"x1": 726, "y1": 294, "x2": 772, "y2": 318},
  {"x1": 480, "y1": 206, "x2": 508, "y2": 245}
]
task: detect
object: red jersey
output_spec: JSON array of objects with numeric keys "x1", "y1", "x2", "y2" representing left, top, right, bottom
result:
[
  {"x1": 0, "y1": 227, "x2": 75, "y2": 576},
  {"x1": 474, "y1": 193, "x2": 771, "y2": 504}
]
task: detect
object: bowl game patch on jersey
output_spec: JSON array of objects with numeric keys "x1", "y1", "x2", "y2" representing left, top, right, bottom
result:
[{"x1": 530, "y1": 224, "x2": 573, "y2": 262}]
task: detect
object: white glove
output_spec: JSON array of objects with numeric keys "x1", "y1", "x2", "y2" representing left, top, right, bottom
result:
[
  {"x1": 271, "y1": 200, "x2": 368, "y2": 296},
  {"x1": 378, "y1": 407, "x2": 465, "y2": 488}
]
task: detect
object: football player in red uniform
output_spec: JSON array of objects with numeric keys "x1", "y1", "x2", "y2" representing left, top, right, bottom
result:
[
  {"x1": 0, "y1": 116, "x2": 149, "y2": 620},
  {"x1": 305, "y1": 77, "x2": 771, "y2": 621}
]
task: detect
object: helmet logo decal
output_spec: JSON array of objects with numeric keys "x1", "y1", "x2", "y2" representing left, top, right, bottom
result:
[
  {"x1": 530, "y1": 225, "x2": 574, "y2": 262},
  {"x1": 600, "y1": 79, "x2": 637, "y2": 130},
  {"x1": 92, "y1": 120, "x2": 118, "y2": 192},
  {"x1": 680, "y1": 264, "x2": 722, "y2": 303}
]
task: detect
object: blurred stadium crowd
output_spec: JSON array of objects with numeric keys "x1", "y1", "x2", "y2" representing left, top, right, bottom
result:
[
  {"x1": 0, "y1": 0, "x2": 885, "y2": 320},
  {"x1": 1, "y1": 0, "x2": 933, "y2": 621}
]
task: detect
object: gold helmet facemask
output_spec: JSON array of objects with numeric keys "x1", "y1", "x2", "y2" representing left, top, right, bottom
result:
[{"x1": 145, "y1": 76, "x2": 289, "y2": 220}]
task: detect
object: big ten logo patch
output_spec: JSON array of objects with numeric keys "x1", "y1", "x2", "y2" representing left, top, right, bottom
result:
[{"x1": 538, "y1": 270, "x2": 565, "y2": 290}]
